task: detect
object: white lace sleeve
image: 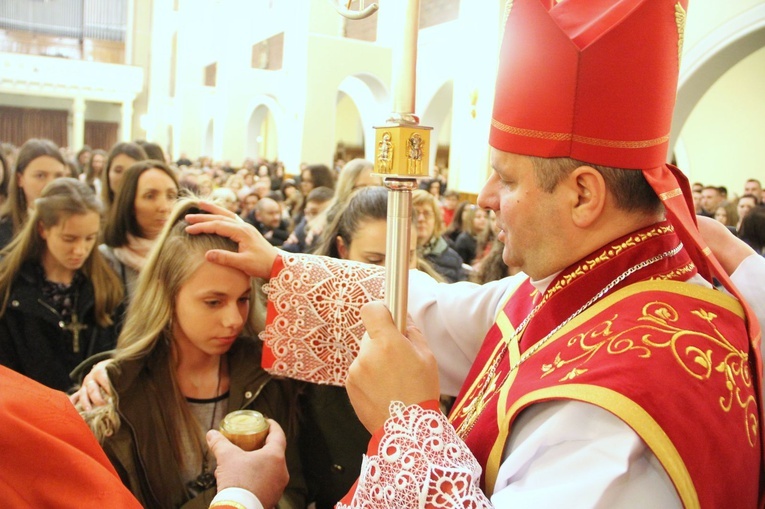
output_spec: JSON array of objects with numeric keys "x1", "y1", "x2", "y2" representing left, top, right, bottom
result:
[
  {"x1": 260, "y1": 253, "x2": 385, "y2": 385},
  {"x1": 337, "y1": 402, "x2": 493, "y2": 509}
]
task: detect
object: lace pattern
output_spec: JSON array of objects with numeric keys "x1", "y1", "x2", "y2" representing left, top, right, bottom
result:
[
  {"x1": 261, "y1": 253, "x2": 385, "y2": 385},
  {"x1": 338, "y1": 402, "x2": 492, "y2": 509}
]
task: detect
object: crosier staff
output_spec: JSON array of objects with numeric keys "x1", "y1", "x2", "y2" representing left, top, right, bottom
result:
[{"x1": 331, "y1": 0, "x2": 432, "y2": 332}]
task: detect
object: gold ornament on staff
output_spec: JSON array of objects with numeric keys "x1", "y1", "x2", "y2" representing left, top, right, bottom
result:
[{"x1": 331, "y1": 0, "x2": 432, "y2": 333}]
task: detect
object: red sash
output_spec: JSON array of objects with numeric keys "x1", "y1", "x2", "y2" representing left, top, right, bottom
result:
[{"x1": 449, "y1": 222, "x2": 761, "y2": 507}]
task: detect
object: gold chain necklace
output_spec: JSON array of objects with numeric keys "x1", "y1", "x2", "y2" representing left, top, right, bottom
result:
[{"x1": 455, "y1": 243, "x2": 683, "y2": 438}]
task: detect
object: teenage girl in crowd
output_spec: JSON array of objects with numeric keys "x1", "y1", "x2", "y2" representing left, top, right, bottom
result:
[
  {"x1": 100, "y1": 161, "x2": 179, "y2": 299},
  {"x1": 76, "y1": 199, "x2": 306, "y2": 508},
  {"x1": 453, "y1": 204, "x2": 489, "y2": 265},
  {"x1": 0, "y1": 138, "x2": 67, "y2": 249},
  {"x1": 81, "y1": 149, "x2": 106, "y2": 196},
  {"x1": 101, "y1": 142, "x2": 148, "y2": 211},
  {"x1": 0, "y1": 179, "x2": 123, "y2": 391}
]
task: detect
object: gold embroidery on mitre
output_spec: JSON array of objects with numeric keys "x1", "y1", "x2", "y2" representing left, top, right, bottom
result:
[
  {"x1": 675, "y1": 3, "x2": 687, "y2": 66},
  {"x1": 540, "y1": 300, "x2": 758, "y2": 447},
  {"x1": 491, "y1": 119, "x2": 669, "y2": 149}
]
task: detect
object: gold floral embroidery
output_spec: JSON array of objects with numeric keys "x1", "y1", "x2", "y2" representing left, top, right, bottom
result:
[
  {"x1": 545, "y1": 225, "x2": 675, "y2": 297},
  {"x1": 652, "y1": 262, "x2": 695, "y2": 281},
  {"x1": 541, "y1": 301, "x2": 758, "y2": 446},
  {"x1": 676, "y1": 3, "x2": 687, "y2": 66}
]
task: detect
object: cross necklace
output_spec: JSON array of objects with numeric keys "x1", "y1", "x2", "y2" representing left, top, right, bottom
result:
[{"x1": 64, "y1": 312, "x2": 88, "y2": 353}]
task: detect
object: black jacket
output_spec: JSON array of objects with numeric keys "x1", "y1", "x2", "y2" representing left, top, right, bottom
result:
[{"x1": 0, "y1": 262, "x2": 121, "y2": 391}]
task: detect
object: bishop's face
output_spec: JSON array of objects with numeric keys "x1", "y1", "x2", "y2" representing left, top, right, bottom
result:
[{"x1": 478, "y1": 149, "x2": 570, "y2": 280}]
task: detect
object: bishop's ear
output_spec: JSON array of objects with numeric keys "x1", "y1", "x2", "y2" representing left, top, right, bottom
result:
[{"x1": 568, "y1": 165, "x2": 607, "y2": 228}]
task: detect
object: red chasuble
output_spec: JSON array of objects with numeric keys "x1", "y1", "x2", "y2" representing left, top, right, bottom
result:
[
  {"x1": 0, "y1": 366, "x2": 141, "y2": 508},
  {"x1": 449, "y1": 223, "x2": 761, "y2": 508}
]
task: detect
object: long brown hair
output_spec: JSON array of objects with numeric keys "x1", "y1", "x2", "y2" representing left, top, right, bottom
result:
[
  {"x1": 103, "y1": 160, "x2": 179, "y2": 247},
  {"x1": 0, "y1": 138, "x2": 66, "y2": 235},
  {"x1": 101, "y1": 142, "x2": 148, "y2": 210},
  {"x1": 0, "y1": 178, "x2": 123, "y2": 326},
  {"x1": 109, "y1": 199, "x2": 257, "y2": 468}
]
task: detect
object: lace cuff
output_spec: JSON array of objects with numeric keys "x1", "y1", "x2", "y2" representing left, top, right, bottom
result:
[
  {"x1": 338, "y1": 401, "x2": 492, "y2": 508},
  {"x1": 260, "y1": 253, "x2": 385, "y2": 385}
]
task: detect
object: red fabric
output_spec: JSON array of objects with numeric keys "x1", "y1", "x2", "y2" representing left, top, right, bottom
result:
[
  {"x1": 0, "y1": 366, "x2": 140, "y2": 508},
  {"x1": 442, "y1": 206, "x2": 456, "y2": 227},
  {"x1": 450, "y1": 224, "x2": 760, "y2": 507},
  {"x1": 489, "y1": 0, "x2": 685, "y2": 169}
]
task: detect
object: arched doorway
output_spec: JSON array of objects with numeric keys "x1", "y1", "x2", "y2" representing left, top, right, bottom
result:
[
  {"x1": 246, "y1": 105, "x2": 278, "y2": 160},
  {"x1": 421, "y1": 80, "x2": 454, "y2": 179},
  {"x1": 336, "y1": 73, "x2": 389, "y2": 163}
]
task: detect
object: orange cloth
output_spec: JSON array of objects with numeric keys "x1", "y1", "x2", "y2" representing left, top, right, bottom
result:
[{"x1": 0, "y1": 366, "x2": 140, "y2": 507}]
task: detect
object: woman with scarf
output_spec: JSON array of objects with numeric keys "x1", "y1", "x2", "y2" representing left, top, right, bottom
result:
[{"x1": 100, "y1": 161, "x2": 179, "y2": 300}]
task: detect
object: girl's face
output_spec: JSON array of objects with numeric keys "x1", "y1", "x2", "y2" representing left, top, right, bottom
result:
[
  {"x1": 18, "y1": 156, "x2": 66, "y2": 207},
  {"x1": 472, "y1": 208, "x2": 488, "y2": 233},
  {"x1": 336, "y1": 218, "x2": 417, "y2": 268},
  {"x1": 39, "y1": 211, "x2": 100, "y2": 280},
  {"x1": 108, "y1": 154, "x2": 138, "y2": 195},
  {"x1": 714, "y1": 206, "x2": 728, "y2": 225},
  {"x1": 300, "y1": 170, "x2": 314, "y2": 196},
  {"x1": 133, "y1": 169, "x2": 178, "y2": 240},
  {"x1": 90, "y1": 153, "x2": 106, "y2": 174},
  {"x1": 173, "y1": 259, "x2": 251, "y2": 359}
]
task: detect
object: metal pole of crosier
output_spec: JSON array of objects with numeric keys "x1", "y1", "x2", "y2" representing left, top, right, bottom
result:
[{"x1": 332, "y1": 0, "x2": 432, "y2": 333}]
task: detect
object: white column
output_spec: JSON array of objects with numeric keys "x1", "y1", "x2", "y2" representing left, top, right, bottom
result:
[
  {"x1": 121, "y1": 100, "x2": 133, "y2": 141},
  {"x1": 71, "y1": 97, "x2": 86, "y2": 150}
]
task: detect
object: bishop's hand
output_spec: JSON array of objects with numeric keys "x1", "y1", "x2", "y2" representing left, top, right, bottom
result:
[
  {"x1": 347, "y1": 301, "x2": 441, "y2": 433},
  {"x1": 185, "y1": 201, "x2": 279, "y2": 280}
]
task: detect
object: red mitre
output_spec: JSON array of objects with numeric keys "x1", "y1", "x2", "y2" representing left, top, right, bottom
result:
[{"x1": 489, "y1": 0, "x2": 684, "y2": 170}]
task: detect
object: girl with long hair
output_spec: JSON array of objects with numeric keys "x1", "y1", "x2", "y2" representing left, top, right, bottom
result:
[
  {"x1": 78, "y1": 199, "x2": 306, "y2": 508},
  {"x1": 100, "y1": 160, "x2": 179, "y2": 299},
  {"x1": 0, "y1": 138, "x2": 67, "y2": 249},
  {"x1": 453, "y1": 205, "x2": 489, "y2": 264},
  {"x1": 81, "y1": 148, "x2": 107, "y2": 196},
  {"x1": 0, "y1": 178, "x2": 123, "y2": 391},
  {"x1": 101, "y1": 142, "x2": 148, "y2": 211}
]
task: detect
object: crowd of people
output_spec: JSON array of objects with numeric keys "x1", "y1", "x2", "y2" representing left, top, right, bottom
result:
[
  {"x1": 0, "y1": 134, "x2": 505, "y2": 508},
  {"x1": 1, "y1": 1, "x2": 765, "y2": 507},
  {"x1": 692, "y1": 178, "x2": 765, "y2": 255}
]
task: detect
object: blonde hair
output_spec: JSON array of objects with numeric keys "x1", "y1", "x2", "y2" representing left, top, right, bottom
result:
[
  {"x1": 334, "y1": 159, "x2": 376, "y2": 204},
  {"x1": 0, "y1": 178, "x2": 123, "y2": 326},
  {"x1": 90, "y1": 199, "x2": 256, "y2": 468}
]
